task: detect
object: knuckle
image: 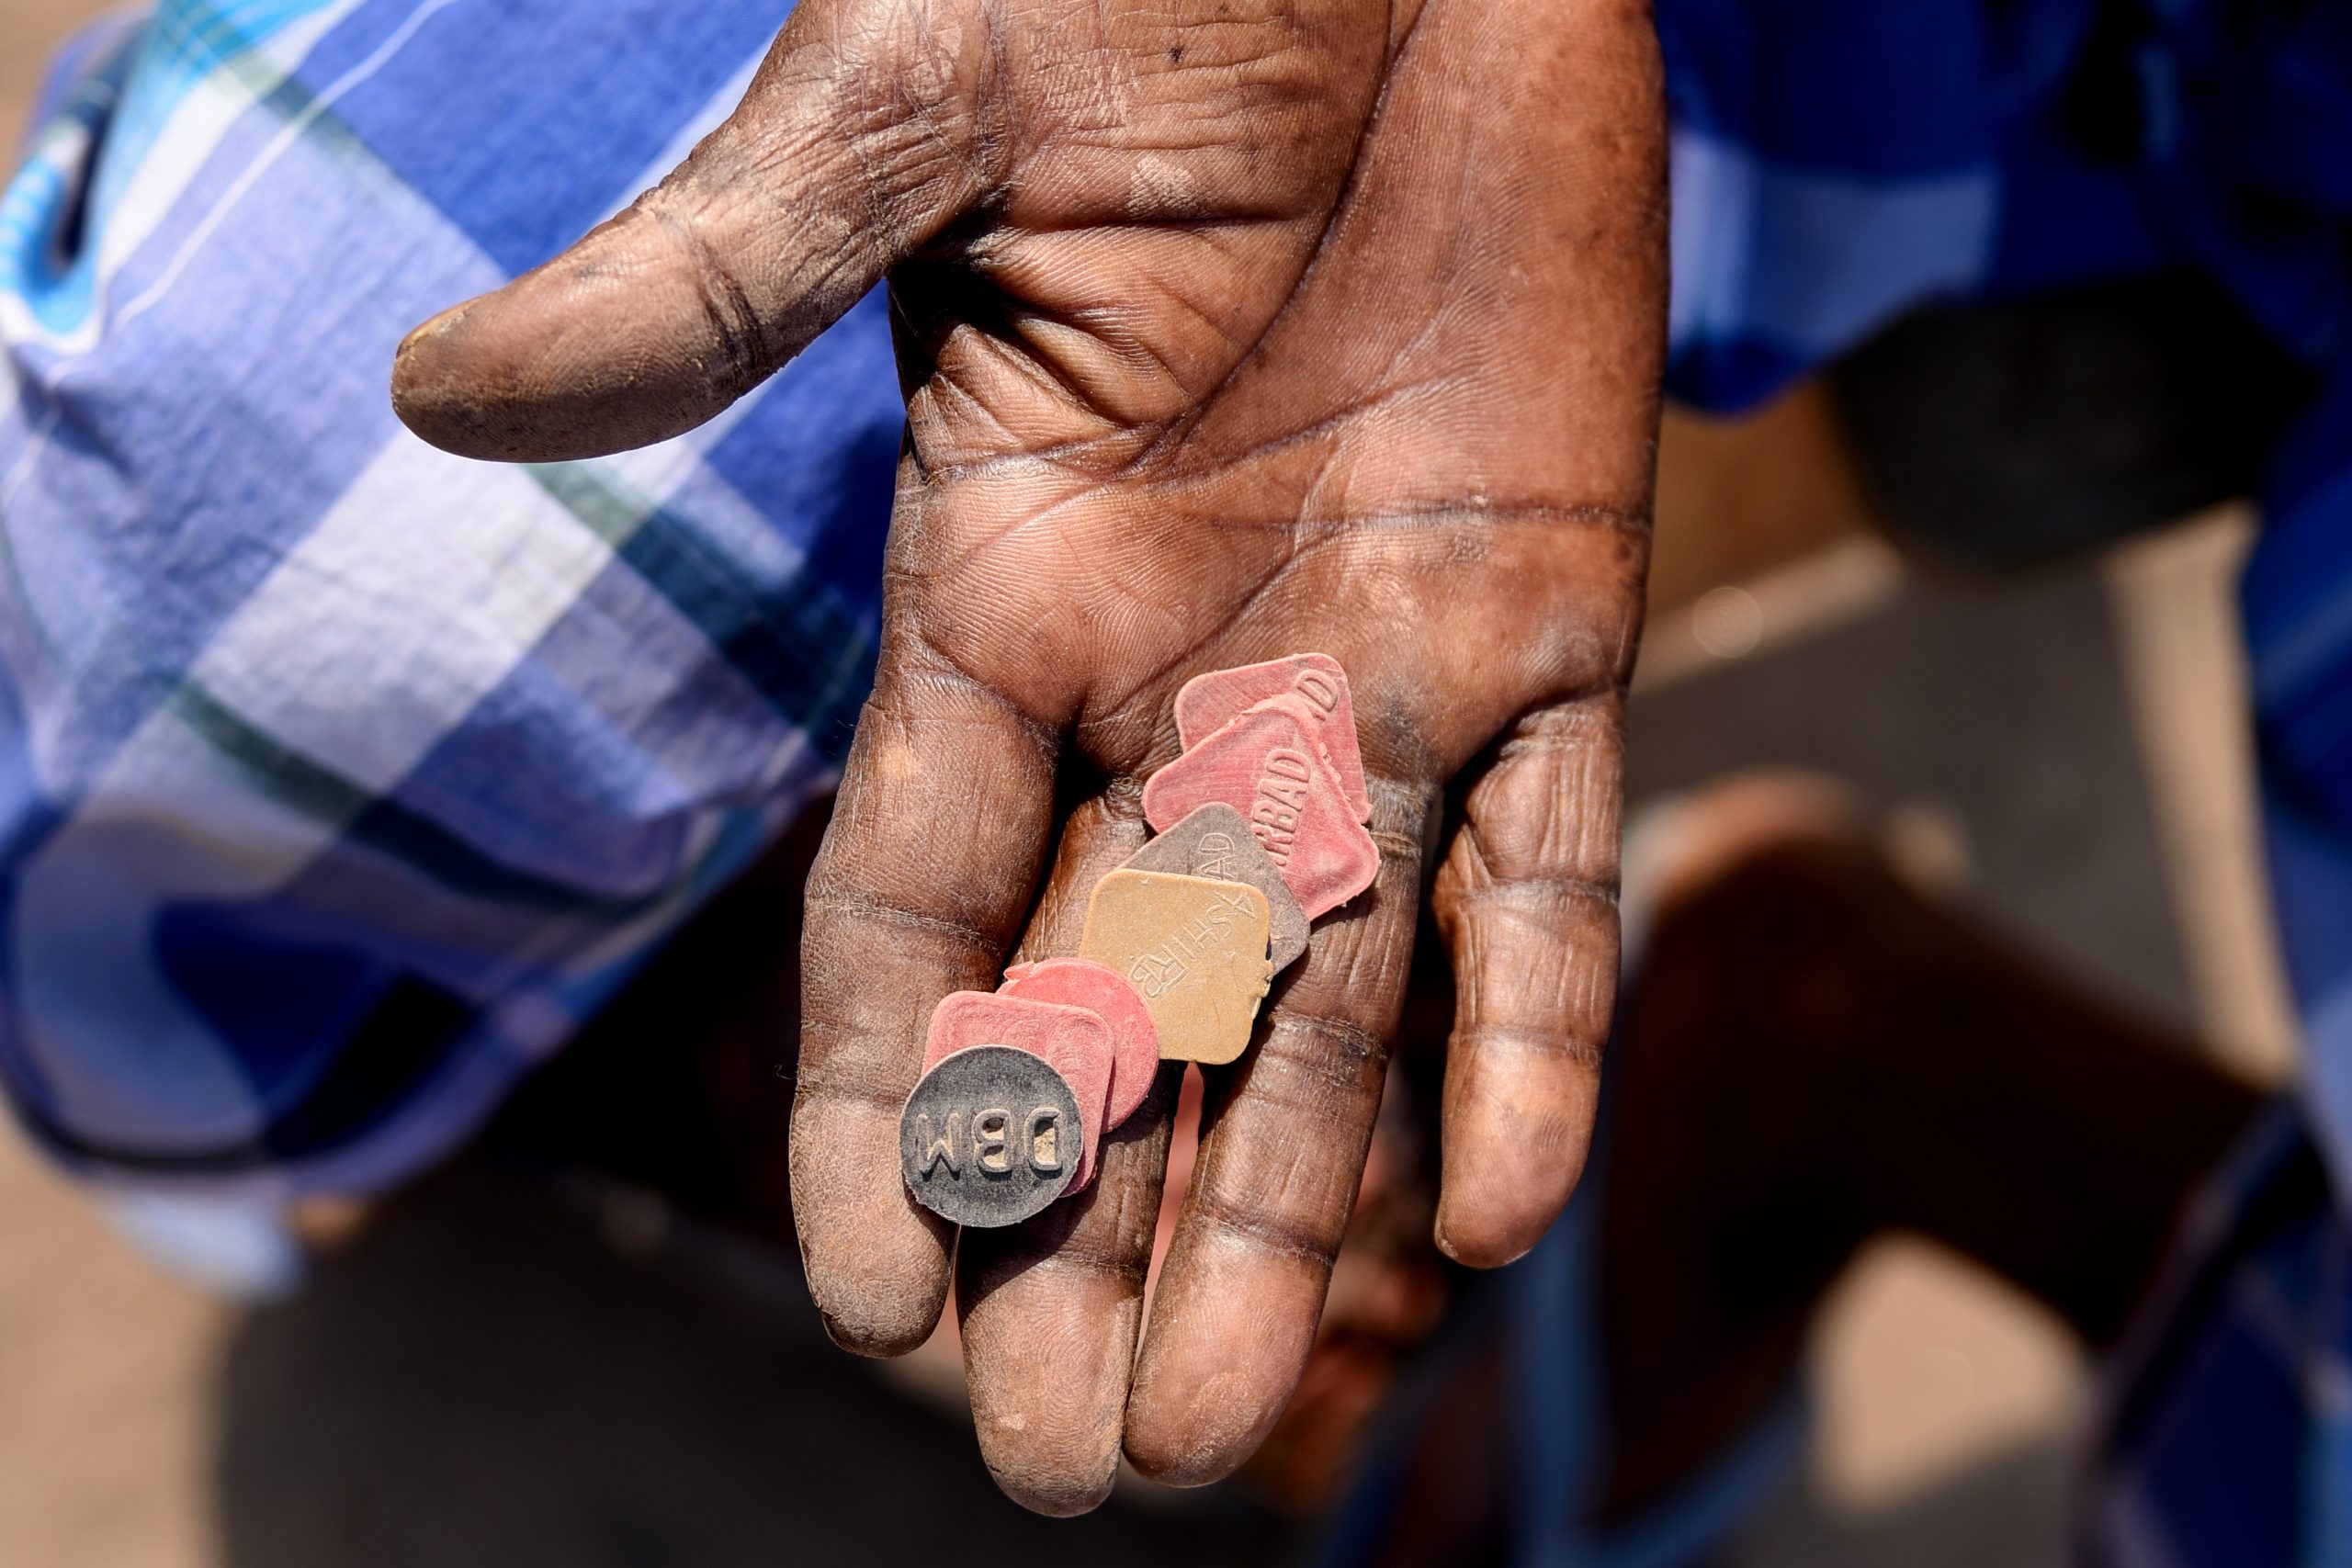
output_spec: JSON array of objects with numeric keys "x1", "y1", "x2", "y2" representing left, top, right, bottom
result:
[
  {"x1": 804, "y1": 885, "x2": 1004, "y2": 953},
  {"x1": 1454, "y1": 703, "x2": 1626, "y2": 889},
  {"x1": 1184, "y1": 1187, "x2": 1343, "y2": 1269},
  {"x1": 1254, "y1": 1008, "x2": 1389, "y2": 1090},
  {"x1": 1447, "y1": 893, "x2": 1621, "y2": 1043},
  {"x1": 1450, "y1": 1019, "x2": 1608, "y2": 1074}
]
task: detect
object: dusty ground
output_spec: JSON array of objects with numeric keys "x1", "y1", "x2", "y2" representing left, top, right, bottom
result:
[{"x1": 3, "y1": 0, "x2": 103, "y2": 141}]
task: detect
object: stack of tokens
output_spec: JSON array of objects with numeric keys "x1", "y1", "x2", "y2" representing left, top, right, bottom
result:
[{"x1": 899, "y1": 653, "x2": 1381, "y2": 1228}]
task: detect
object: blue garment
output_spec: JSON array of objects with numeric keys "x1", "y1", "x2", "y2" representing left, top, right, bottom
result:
[
  {"x1": 2081, "y1": 1103, "x2": 2338, "y2": 1568},
  {"x1": 0, "y1": 0, "x2": 902, "y2": 1194}
]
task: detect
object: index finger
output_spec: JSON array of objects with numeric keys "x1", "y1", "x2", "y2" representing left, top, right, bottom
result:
[{"x1": 791, "y1": 649, "x2": 1060, "y2": 1354}]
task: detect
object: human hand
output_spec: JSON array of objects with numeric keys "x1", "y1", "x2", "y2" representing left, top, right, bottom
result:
[{"x1": 391, "y1": 0, "x2": 1664, "y2": 1515}]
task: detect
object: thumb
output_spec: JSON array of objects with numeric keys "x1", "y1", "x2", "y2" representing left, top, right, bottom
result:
[{"x1": 390, "y1": 0, "x2": 1001, "y2": 461}]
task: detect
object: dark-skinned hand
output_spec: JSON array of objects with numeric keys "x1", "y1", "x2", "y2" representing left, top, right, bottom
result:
[{"x1": 390, "y1": 0, "x2": 1665, "y2": 1516}]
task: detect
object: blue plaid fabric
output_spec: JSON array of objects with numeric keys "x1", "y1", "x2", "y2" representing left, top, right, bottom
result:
[
  {"x1": 2079, "y1": 1102, "x2": 2342, "y2": 1568},
  {"x1": 0, "y1": 0, "x2": 903, "y2": 1195},
  {"x1": 7, "y1": 2, "x2": 2352, "y2": 1559}
]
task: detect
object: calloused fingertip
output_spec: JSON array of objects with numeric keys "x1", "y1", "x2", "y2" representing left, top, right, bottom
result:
[
  {"x1": 1432, "y1": 1188, "x2": 1561, "y2": 1269},
  {"x1": 811, "y1": 1292, "x2": 948, "y2": 1360},
  {"x1": 389, "y1": 279, "x2": 649, "y2": 464},
  {"x1": 1432, "y1": 1111, "x2": 1595, "y2": 1269},
  {"x1": 1124, "y1": 1282, "x2": 1310, "y2": 1490},
  {"x1": 978, "y1": 1454, "x2": 1118, "y2": 1518},
  {"x1": 393, "y1": 299, "x2": 470, "y2": 364},
  {"x1": 387, "y1": 297, "x2": 506, "y2": 459},
  {"x1": 1121, "y1": 1426, "x2": 1254, "y2": 1490},
  {"x1": 793, "y1": 1123, "x2": 956, "y2": 1359}
]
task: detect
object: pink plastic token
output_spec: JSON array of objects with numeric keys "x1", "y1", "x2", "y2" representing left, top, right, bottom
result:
[
  {"x1": 923, "y1": 991, "x2": 1114, "y2": 1191},
  {"x1": 1141, "y1": 695, "x2": 1381, "y2": 920},
  {"x1": 999, "y1": 958, "x2": 1159, "y2": 1133},
  {"x1": 1173, "y1": 653, "x2": 1372, "y2": 822}
]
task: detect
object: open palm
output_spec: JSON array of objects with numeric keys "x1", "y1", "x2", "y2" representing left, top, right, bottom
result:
[{"x1": 393, "y1": 0, "x2": 1664, "y2": 1515}]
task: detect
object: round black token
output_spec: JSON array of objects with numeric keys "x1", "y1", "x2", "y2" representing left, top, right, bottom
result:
[{"x1": 899, "y1": 1045, "x2": 1083, "y2": 1228}]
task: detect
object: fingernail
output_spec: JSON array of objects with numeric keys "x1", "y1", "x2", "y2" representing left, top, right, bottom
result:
[{"x1": 393, "y1": 301, "x2": 470, "y2": 369}]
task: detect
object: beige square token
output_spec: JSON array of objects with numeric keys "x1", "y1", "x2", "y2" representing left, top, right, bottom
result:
[{"x1": 1079, "y1": 870, "x2": 1272, "y2": 1066}]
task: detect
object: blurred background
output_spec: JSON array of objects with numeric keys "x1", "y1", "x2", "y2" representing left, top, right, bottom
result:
[{"x1": 0, "y1": 4, "x2": 2299, "y2": 1565}]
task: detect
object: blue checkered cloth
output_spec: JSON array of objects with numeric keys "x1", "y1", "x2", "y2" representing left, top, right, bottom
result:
[
  {"x1": 0, "y1": 0, "x2": 903, "y2": 1193},
  {"x1": 6, "y1": 2, "x2": 2352, "y2": 1560}
]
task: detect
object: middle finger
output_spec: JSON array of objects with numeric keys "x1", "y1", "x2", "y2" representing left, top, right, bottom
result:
[{"x1": 1121, "y1": 773, "x2": 1429, "y2": 1485}]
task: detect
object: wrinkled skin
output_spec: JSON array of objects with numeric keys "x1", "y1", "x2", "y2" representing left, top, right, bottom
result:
[{"x1": 391, "y1": 0, "x2": 1665, "y2": 1517}]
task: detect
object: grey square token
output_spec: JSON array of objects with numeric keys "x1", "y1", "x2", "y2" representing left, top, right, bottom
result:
[{"x1": 1124, "y1": 802, "x2": 1311, "y2": 969}]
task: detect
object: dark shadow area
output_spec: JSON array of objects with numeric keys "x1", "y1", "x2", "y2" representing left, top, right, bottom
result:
[
  {"x1": 1629, "y1": 556, "x2": 2190, "y2": 1030},
  {"x1": 1736, "y1": 1438, "x2": 2075, "y2": 1568},
  {"x1": 212, "y1": 1161, "x2": 1300, "y2": 1568},
  {"x1": 1831, "y1": 274, "x2": 2318, "y2": 573}
]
